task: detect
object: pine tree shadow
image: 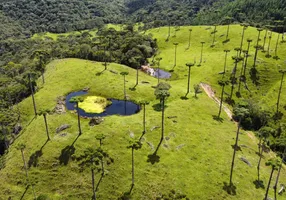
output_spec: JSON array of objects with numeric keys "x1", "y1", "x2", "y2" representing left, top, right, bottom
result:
[
  {"x1": 223, "y1": 182, "x2": 237, "y2": 195},
  {"x1": 19, "y1": 185, "x2": 29, "y2": 200},
  {"x1": 180, "y1": 95, "x2": 189, "y2": 100},
  {"x1": 253, "y1": 180, "x2": 265, "y2": 189},
  {"x1": 223, "y1": 39, "x2": 230, "y2": 44},
  {"x1": 231, "y1": 144, "x2": 242, "y2": 151},
  {"x1": 147, "y1": 139, "x2": 162, "y2": 164},
  {"x1": 58, "y1": 134, "x2": 80, "y2": 165},
  {"x1": 152, "y1": 103, "x2": 167, "y2": 112},
  {"x1": 212, "y1": 115, "x2": 224, "y2": 122},
  {"x1": 28, "y1": 138, "x2": 49, "y2": 168},
  {"x1": 96, "y1": 172, "x2": 104, "y2": 191},
  {"x1": 147, "y1": 153, "x2": 160, "y2": 164},
  {"x1": 129, "y1": 86, "x2": 137, "y2": 91},
  {"x1": 250, "y1": 67, "x2": 260, "y2": 85},
  {"x1": 95, "y1": 68, "x2": 107, "y2": 76},
  {"x1": 273, "y1": 56, "x2": 280, "y2": 60}
]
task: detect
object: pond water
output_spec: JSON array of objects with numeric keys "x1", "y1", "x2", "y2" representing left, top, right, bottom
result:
[
  {"x1": 153, "y1": 69, "x2": 172, "y2": 79},
  {"x1": 65, "y1": 91, "x2": 140, "y2": 117}
]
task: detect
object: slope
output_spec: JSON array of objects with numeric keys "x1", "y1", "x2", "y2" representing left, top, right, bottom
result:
[{"x1": 0, "y1": 24, "x2": 286, "y2": 199}]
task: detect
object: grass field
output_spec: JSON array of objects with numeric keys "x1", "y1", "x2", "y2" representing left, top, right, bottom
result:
[{"x1": 1, "y1": 24, "x2": 286, "y2": 199}]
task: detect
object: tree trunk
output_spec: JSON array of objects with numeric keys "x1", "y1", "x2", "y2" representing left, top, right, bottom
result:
[
  {"x1": 253, "y1": 31, "x2": 261, "y2": 68},
  {"x1": 136, "y1": 67, "x2": 139, "y2": 86},
  {"x1": 186, "y1": 66, "x2": 191, "y2": 96},
  {"x1": 91, "y1": 168, "x2": 96, "y2": 200},
  {"x1": 229, "y1": 119, "x2": 241, "y2": 185},
  {"x1": 243, "y1": 42, "x2": 251, "y2": 77},
  {"x1": 131, "y1": 147, "x2": 134, "y2": 188},
  {"x1": 218, "y1": 85, "x2": 225, "y2": 118},
  {"x1": 76, "y1": 102, "x2": 82, "y2": 135},
  {"x1": 223, "y1": 51, "x2": 228, "y2": 76},
  {"x1": 174, "y1": 45, "x2": 177, "y2": 67},
  {"x1": 200, "y1": 44, "x2": 204, "y2": 63},
  {"x1": 262, "y1": 30, "x2": 268, "y2": 51},
  {"x1": 43, "y1": 114, "x2": 50, "y2": 140},
  {"x1": 226, "y1": 24, "x2": 230, "y2": 40},
  {"x1": 274, "y1": 34, "x2": 280, "y2": 57},
  {"x1": 257, "y1": 139, "x2": 263, "y2": 181},
  {"x1": 20, "y1": 149, "x2": 29, "y2": 181},
  {"x1": 276, "y1": 72, "x2": 285, "y2": 113},
  {"x1": 237, "y1": 56, "x2": 245, "y2": 94},
  {"x1": 267, "y1": 31, "x2": 272, "y2": 55},
  {"x1": 265, "y1": 168, "x2": 274, "y2": 200},
  {"x1": 143, "y1": 104, "x2": 146, "y2": 134},
  {"x1": 161, "y1": 97, "x2": 165, "y2": 143},
  {"x1": 273, "y1": 146, "x2": 286, "y2": 199},
  {"x1": 212, "y1": 26, "x2": 216, "y2": 46},
  {"x1": 101, "y1": 157, "x2": 104, "y2": 176},
  {"x1": 239, "y1": 27, "x2": 245, "y2": 56},
  {"x1": 188, "y1": 31, "x2": 192, "y2": 48},
  {"x1": 28, "y1": 74, "x2": 37, "y2": 116}
]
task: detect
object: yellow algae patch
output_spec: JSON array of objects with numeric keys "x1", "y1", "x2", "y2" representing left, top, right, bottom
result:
[{"x1": 78, "y1": 96, "x2": 111, "y2": 113}]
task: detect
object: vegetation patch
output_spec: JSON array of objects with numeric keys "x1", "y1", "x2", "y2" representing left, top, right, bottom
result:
[{"x1": 78, "y1": 96, "x2": 111, "y2": 114}]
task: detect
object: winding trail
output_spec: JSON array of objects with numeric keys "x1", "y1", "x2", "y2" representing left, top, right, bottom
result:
[
  {"x1": 200, "y1": 82, "x2": 256, "y2": 141},
  {"x1": 200, "y1": 83, "x2": 233, "y2": 119}
]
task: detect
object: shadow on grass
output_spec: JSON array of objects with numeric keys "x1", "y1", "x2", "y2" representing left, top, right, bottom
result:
[
  {"x1": 96, "y1": 173, "x2": 104, "y2": 191},
  {"x1": 15, "y1": 116, "x2": 36, "y2": 141},
  {"x1": 59, "y1": 134, "x2": 80, "y2": 165},
  {"x1": 95, "y1": 69, "x2": 107, "y2": 76},
  {"x1": 28, "y1": 138, "x2": 49, "y2": 168},
  {"x1": 253, "y1": 180, "x2": 265, "y2": 189},
  {"x1": 250, "y1": 67, "x2": 259, "y2": 85},
  {"x1": 147, "y1": 153, "x2": 160, "y2": 164},
  {"x1": 223, "y1": 39, "x2": 230, "y2": 44},
  {"x1": 223, "y1": 182, "x2": 237, "y2": 195},
  {"x1": 212, "y1": 115, "x2": 224, "y2": 122},
  {"x1": 231, "y1": 144, "x2": 242, "y2": 151},
  {"x1": 180, "y1": 95, "x2": 189, "y2": 100},
  {"x1": 129, "y1": 86, "x2": 136, "y2": 91},
  {"x1": 152, "y1": 103, "x2": 167, "y2": 112},
  {"x1": 19, "y1": 185, "x2": 29, "y2": 200},
  {"x1": 273, "y1": 56, "x2": 280, "y2": 60},
  {"x1": 139, "y1": 131, "x2": 145, "y2": 142}
]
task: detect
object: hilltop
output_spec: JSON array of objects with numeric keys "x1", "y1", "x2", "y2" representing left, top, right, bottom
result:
[{"x1": 0, "y1": 24, "x2": 286, "y2": 199}]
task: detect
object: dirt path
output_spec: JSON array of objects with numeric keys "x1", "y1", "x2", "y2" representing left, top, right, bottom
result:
[
  {"x1": 200, "y1": 82, "x2": 257, "y2": 142},
  {"x1": 200, "y1": 83, "x2": 233, "y2": 119}
]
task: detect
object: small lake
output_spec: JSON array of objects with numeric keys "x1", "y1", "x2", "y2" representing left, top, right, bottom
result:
[
  {"x1": 65, "y1": 91, "x2": 140, "y2": 117},
  {"x1": 153, "y1": 69, "x2": 171, "y2": 79}
]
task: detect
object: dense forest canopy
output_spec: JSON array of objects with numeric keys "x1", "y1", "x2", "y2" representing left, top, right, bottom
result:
[
  {"x1": 0, "y1": 0, "x2": 285, "y2": 36},
  {"x1": 0, "y1": 0, "x2": 125, "y2": 34}
]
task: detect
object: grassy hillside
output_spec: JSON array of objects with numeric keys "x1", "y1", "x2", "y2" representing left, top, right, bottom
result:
[{"x1": 1, "y1": 24, "x2": 286, "y2": 199}]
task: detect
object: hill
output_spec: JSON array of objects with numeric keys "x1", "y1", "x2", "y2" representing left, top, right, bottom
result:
[{"x1": 0, "y1": 24, "x2": 286, "y2": 199}]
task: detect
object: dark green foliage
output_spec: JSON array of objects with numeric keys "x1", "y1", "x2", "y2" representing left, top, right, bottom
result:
[
  {"x1": 232, "y1": 100, "x2": 271, "y2": 131},
  {"x1": 0, "y1": 0, "x2": 122, "y2": 34}
]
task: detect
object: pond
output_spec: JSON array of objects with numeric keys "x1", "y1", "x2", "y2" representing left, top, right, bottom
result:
[
  {"x1": 153, "y1": 69, "x2": 172, "y2": 79},
  {"x1": 65, "y1": 91, "x2": 140, "y2": 117}
]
